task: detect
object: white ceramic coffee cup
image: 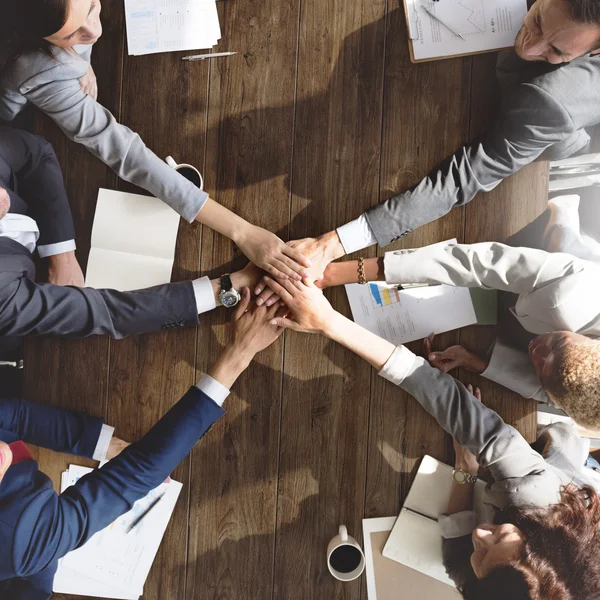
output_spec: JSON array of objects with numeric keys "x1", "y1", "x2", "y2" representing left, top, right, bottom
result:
[
  {"x1": 165, "y1": 156, "x2": 204, "y2": 190},
  {"x1": 326, "y1": 525, "x2": 365, "y2": 582}
]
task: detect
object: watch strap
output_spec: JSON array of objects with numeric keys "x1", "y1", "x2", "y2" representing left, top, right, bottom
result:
[{"x1": 220, "y1": 274, "x2": 233, "y2": 293}]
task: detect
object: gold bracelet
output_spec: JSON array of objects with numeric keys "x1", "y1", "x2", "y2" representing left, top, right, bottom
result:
[{"x1": 357, "y1": 257, "x2": 367, "y2": 284}]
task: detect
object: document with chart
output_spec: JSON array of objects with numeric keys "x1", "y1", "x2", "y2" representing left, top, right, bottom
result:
[{"x1": 403, "y1": 0, "x2": 528, "y2": 62}]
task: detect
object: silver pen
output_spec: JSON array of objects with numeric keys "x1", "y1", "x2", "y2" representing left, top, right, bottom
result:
[
  {"x1": 420, "y1": 4, "x2": 466, "y2": 40},
  {"x1": 126, "y1": 492, "x2": 166, "y2": 534},
  {"x1": 182, "y1": 52, "x2": 237, "y2": 61}
]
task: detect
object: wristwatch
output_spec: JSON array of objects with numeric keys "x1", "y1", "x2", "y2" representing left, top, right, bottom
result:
[
  {"x1": 452, "y1": 469, "x2": 478, "y2": 485},
  {"x1": 218, "y1": 274, "x2": 241, "y2": 308}
]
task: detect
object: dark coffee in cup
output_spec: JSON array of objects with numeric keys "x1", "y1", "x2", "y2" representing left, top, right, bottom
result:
[
  {"x1": 329, "y1": 544, "x2": 363, "y2": 574},
  {"x1": 177, "y1": 166, "x2": 202, "y2": 188}
]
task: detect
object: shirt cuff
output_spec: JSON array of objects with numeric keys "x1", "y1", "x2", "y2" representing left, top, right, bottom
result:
[
  {"x1": 92, "y1": 424, "x2": 115, "y2": 462},
  {"x1": 439, "y1": 511, "x2": 479, "y2": 539},
  {"x1": 195, "y1": 374, "x2": 231, "y2": 407},
  {"x1": 37, "y1": 239, "x2": 77, "y2": 258},
  {"x1": 378, "y1": 345, "x2": 418, "y2": 386},
  {"x1": 336, "y1": 215, "x2": 378, "y2": 255},
  {"x1": 192, "y1": 276, "x2": 217, "y2": 315}
]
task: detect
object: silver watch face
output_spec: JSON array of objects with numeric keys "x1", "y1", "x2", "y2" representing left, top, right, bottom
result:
[
  {"x1": 453, "y1": 470, "x2": 467, "y2": 484},
  {"x1": 220, "y1": 289, "x2": 240, "y2": 307}
]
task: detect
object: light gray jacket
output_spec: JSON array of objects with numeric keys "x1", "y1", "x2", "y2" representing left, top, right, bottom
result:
[
  {"x1": 364, "y1": 52, "x2": 600, "y2": 246},
  {"x1": 379, "y1": 345, "x2": 600, "y2": 587},
  {"x1": 0, "y1": 45, "x2": 207, "y2": 222},
  {"x1": 383, "y1": 241, "x2": 600, "y2": 403}
]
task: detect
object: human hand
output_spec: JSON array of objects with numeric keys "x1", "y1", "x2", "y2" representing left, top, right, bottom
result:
[
  {"x1": 262, "y1": 277, "x2": 337, "y2": 334},
  {"x1": 79, "y1": 64, "x2": 98, "y2": 99},
  {"x1": 423, "y1": 333, "x2": 488, "y2": 374},
  {"x1": 254, "y1": 231, "x2": 345, "y2": 305},
  {"x1": 105, "y1": 436, "x2": 130, "y2": 461},
  {"x1": 48, "y1": 251, "x2": 85, "y2": 287},
  {"x1": 230, "y1": 263, "x2": 264, "y2": 293},
  {"x1": 235, "y1": 224, "x2": 311, "y2": 281},
  {"x1": 453, "y1": 384, "x2": 481, "y2": 475}
]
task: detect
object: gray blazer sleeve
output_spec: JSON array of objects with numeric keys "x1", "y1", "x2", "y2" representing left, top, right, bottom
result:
[
  {"x1": 379, "y1": 346, "x2": 564, "y2": 510},
  {"x1": 0, "y1": 274, "x2": 199, "y2": 339},
  {"x1": 365, "y1": 84, "x2": 576, "y2": 246},
  {"x1": 1, "y1": 53, "x2": 207, "y2": 223},
  {"x1": 383, "y1": 242, "x2": 600, "y2": 333}
]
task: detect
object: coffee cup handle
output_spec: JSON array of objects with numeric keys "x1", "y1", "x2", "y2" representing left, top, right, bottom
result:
[
  {"x1": 165, "y1": 156, "x2": 177, "y2": 169},
  {"x1": 339, "y1": 525, "x2": 348, "y2": 543}
]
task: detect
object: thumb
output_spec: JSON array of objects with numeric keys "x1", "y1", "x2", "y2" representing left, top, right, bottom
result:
[{"x1": 270, "y1": 317, "x2": 301, "y2": 331}]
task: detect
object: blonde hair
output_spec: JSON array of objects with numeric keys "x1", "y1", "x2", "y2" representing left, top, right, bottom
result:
[{"x1": 546, "y1": 341, "x2": 600, "y2": 429}]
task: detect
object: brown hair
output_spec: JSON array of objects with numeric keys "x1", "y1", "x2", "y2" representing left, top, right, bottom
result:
[
  {"x1": 570, "y1": 0, "x2": 600, "y2": 25},
  {"x1": 460, "y1": 485, "x2": 600, "y2": 600},
  {"x1": 0, "y1": 0, "x2": 69, "y2": 71}
]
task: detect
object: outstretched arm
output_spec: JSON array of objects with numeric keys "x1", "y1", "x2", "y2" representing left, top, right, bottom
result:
[{"x1": 11, "y1": 291, "x2": 285, "y2": 578}]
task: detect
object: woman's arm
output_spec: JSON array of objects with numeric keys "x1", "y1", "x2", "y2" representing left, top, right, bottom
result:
[
  {"x1": 320, "y1": 258, "x2": 385, "y2": 288},
  {"x1": 12, "y1": 55, "x2": 309, "y2": 280}
]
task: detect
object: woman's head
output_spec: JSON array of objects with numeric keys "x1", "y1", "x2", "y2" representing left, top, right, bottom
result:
[
  {"x1": 462, "y1": 485, "x2": 600, "y2": 599},
  {"x1": 1, "y1": 0, "x2": 102, "y2": 66}
]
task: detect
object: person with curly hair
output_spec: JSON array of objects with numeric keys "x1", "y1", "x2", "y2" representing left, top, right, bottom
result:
[{"x1": 265, "y1": 276, "x2": 600, "y2": 600}]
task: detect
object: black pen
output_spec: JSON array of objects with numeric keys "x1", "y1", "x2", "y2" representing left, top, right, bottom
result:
[{"x1": 126, "y1": 492, "x2": 166, "y2": 534}]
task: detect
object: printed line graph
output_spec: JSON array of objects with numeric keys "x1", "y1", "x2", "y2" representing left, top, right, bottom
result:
[{"x1": 456, "y1": 0, "x2": 486, "y2": 34}]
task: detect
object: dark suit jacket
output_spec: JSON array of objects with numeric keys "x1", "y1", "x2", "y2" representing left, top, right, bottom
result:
[
  {"x1": 0, "y1": 389, "x2": 225, "y2": 599},
  {"x1": 0, "y1": 124, "x2": 75, "y2": 247}
]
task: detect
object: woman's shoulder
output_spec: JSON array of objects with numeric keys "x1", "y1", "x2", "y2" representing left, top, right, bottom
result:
[{"x1": 3, "y1": 48, "x2": 87, "y2": 89}]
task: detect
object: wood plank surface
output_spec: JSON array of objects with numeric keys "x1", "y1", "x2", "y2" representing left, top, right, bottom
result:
[
  {"x1": 186, "y1": 1, "x2": 300, "y2": 598},
  {"x1": 274, "y1": 2, "x2": 386, "y2": 599}
]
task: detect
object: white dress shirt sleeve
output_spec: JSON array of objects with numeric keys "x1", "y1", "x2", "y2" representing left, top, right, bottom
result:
[
  {"x1": 37, "y1": 239, "x2": 77, "y2": 258},
  {"x1": 92, "y1": 424, "x2": 115, "y2": 462},
  {"x1": 195, "y1": 374, "x2": 231, "y2": 407},
  {"x1": 336, "y1": 215, "x2": 378, "y2": 255},
  {"x1": 192, "y1": 276, "x2": 217, "y2": 315}
]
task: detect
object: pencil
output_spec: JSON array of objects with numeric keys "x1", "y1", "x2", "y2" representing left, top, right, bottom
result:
[
  {"x1": 126, "y1": 492, "x2": 166, "y2": 534},
  {"x1": 421, "y1": 5, "x2": 466, "y2": 40}
]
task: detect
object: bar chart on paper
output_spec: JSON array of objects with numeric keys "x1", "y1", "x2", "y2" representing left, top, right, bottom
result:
[{"x1": 369, "y1": 283, "x2": 402, "y2": 309}]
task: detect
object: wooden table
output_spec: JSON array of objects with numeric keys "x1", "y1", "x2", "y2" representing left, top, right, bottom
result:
[{"x1": 23, "y1": 1, "x2": 547, "y2": 598}]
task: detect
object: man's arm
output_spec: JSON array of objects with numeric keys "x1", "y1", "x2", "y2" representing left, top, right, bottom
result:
[
  {"x1": 10, "y1": 289, "x2": 283, "y2": 578},
  {"x1": 0, "y1": 397, "x2": 104, "y2": 459}
]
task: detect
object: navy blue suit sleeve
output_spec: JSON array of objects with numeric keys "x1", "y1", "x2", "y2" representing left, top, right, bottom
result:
[
  {"x1": 0, "y1": 277, "x2": 199, "y2": 339},
  {"x1": 0, "y1": 397, "x2": 102, "y2": 458},
  {"x1": 12, "y1": 387, "x2": 226, "y2": 577}
]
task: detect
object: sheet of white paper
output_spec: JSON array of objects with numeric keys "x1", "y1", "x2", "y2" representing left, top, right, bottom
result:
[
  {"x1": 85, "y1": 248, "x2": 175, "y2": 291},
  {"x1": 345, "y1": 283, "x2": 477, "y2": 345},
  {"x1": 408, "y1": 0, "x2": 528, "y2": 60},
  {"x1": 383, "y1": 509, "x2": 455, "y2": 587},
  {"x1": 363, "y1": 517, "x2": 397, "y2": 600},
  {"x1": 53, "y1": 565, "x2": 140, "y2": 599},
  {"x1": 57, "y1": 465, "x2": 182, "y2": 596},
  {"x1": 91, "y1": 189, "x2": 181, "y2": 259},
  {"x1": 125, "y1": 0, "x2": 221, "y2": 55}
]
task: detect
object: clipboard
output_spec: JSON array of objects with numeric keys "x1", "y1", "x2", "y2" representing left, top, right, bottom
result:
[{"x1": 399, "y1": 0, "x2": 528, "y2": 64}]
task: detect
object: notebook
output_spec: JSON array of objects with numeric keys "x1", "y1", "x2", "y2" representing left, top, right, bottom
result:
[
  {"x1": 363, "y1": 517, "x2": 460, "y2": 600},
  {"x1": 382, "y1": 455, "x2": 489, "y2": 587},
  {"x1": 85, "y1": 188, "x2": 181, "y2": 292},
  {"x1": 401, "y1": 0, "x2": 528, "y2": 63},
  {"x1": 53, "y1": 464, "x2": 183, "y2": 599}
]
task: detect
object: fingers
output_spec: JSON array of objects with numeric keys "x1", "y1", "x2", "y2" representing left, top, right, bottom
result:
[
  {"x1": 270, "y1": 317, "x2": 301, "y2": 331},
  {"x1": 427, "y1": 347, "x2": 456, "y2": 363},
  {"x1": 433, "y1": 359, "x2": 460, "y2": 373},
  {"x1": 276, "y1": 256, "x2": 307, "y2": 280},
  {"x1": 264, "y1": 262, "x2": 289, "y2": 281},
  {"x1": 263, "y1": 276, "x2": 298, "y2": 301},
  {"x1": 283, "y1": 244, "x2": 312, "y2": 269},
  {"x1": 466, "y1": 384, "x2": 482, "y2": 400},
  {"x1": 254, "y1": 277, "x2": 268, "y2": 296},
  {"x1": 233, "y1": 287, "x2": 251, "y2": 320}
]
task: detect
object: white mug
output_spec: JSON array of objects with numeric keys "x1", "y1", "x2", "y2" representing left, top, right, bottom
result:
[
  {"x1": 165, "y1": 156, "x2": 204, "y2": 190},
  {"x1": 326, "y1": 525, "x2": 365, "y2": 582}
]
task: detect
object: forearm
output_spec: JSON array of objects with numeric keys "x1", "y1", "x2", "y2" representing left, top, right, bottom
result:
[
  {"x1": 323, "y1": 312, "x2": 396, "y2": 371},
  {"x1": 207, "y1": 345, "x2": 254, "y2": 390},
  {"x1": 194, "y1": 198, "x2": 251, "y2": 244},
  {"x1": 323, "y1": 258, "x2": 384, "y2": 287}
]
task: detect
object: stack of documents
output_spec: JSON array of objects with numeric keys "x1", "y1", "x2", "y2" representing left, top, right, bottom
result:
[
  {"x1": 53, "y1": 464, "x2": 183, "y2": 599},
  {"x1": 85, "y1": 189, "x2": 181, "y2": 292},
  {"x1": 124, "y1": 0, "x2": 222, "y2": 56}
]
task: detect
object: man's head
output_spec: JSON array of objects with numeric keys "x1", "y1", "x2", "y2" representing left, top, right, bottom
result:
[
  {"x1": 0, "y1": 187, "x2": 10, "y2": 220},
  {"x1": 529, "y1": 331, "x2": 600, "y2": 428},
  {"x1": 515, "y1": 0, "x2": 600, "y2": 63}
]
